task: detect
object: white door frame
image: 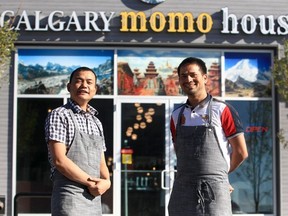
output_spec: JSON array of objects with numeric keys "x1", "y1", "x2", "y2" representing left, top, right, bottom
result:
[{"x1": 114, "y1": 96, "x2": 187, "y2": 216}]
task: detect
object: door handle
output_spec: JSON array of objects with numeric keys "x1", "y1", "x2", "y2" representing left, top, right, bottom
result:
[{"x1": 161, "y1": 169, "x2": 177, "y2": 190}]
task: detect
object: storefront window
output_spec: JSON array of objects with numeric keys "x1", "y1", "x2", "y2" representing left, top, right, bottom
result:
[
  {"x1": 16, "y1": 48, "x2": 115, "y2": 214},
  {"x1": 89, "y1": 99, "x2": 114, "y2": 213},
  {"x1": 15, "y1": 47, "x2": 275, "y2": 215},
  {"x1": 16, "y1": 98, "x2": 63, "y2": 213},
  {"x1": 120, "y1": 102, "x2": 166, "y2": 216},
  {"x1": 16, "y1": 98, "x2": 114, "y2": 214},
  {"x1": 229, "y1": 100, "x2": 273, "y2": 214}
]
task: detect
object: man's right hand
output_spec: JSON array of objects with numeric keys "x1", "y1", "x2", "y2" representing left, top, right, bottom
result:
[{"x1": 87, "y1": 177, "x2": 111, "y2": 197}]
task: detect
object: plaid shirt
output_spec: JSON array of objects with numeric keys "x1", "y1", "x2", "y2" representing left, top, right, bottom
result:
[{"x1": 45, "y1": 99, "x2": 106, "y2": 176}]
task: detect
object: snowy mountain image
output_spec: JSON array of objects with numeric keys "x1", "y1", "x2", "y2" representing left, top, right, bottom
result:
[
  {"x1": 226, "y1": 59, "x2": 258, "y2": 83},
  {"x1": 18, "y1": 60, "x2": 113, "y2": 95},
  {"x1": 225, "y1": 59, "x2": 271, "y2": 97}
]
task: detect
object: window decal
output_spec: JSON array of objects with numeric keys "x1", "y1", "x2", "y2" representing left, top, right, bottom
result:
[
  {"x1": 224, "y1": 52, "x2": 272, "y2": 97},
  {"x1": 117, "y1": 49, "x2": 221, "y2": 96},
  {"x1": 229, "y1": 100, "x2": 273, "y2": 214},
  {"x1": 17, "y1": 49, "x2": 114, "y2": 95}
]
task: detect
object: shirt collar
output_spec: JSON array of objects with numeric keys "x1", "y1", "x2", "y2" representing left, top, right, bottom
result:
[
  {"x1": 67, "y1": 99, "x2": 98, "y2": 115},
  {"x1": 185, "y1": 94, "x2": 212, "y2": 110}
]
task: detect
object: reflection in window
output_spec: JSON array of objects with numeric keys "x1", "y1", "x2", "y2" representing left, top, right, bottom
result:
[
  {"x1": 17, "y1": 98, "x2": 63, "y2": 213},
  {"x1": 89, "y1": 99, "x2": 114, "y2": 214},
  {"x1": 16, "y1": 98, "x2": 114, "y2": 214},
  {"x1": 121, "y1": 103, "x2": 166, "y2": 216},
  {"x1": 229, "y1": 100, "x2": 273, "y2": 214}
]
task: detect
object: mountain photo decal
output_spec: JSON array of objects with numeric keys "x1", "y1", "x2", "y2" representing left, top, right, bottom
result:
[
  {"x1": 17, "y1": 49, "x2": 114, "y2": 95},
  {"x1": 224, "y1": 52, "x2": 272, "y2": 98}
]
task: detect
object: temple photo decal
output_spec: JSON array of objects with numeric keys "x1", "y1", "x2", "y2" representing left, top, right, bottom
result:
[{"x1": 117, "y1": 49, "x2": 221, "y2": 96}]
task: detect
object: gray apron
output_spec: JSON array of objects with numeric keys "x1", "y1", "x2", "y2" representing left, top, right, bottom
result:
[
  {"x1": 51, "y1": 109, "x2": 103, "y2": 216},
  {"x1": 168, "y1": 98, "x2": 232, "y2": 216}
]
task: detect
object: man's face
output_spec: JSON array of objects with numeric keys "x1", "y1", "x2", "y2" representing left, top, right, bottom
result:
[
  {"x1": 178, "y1": 63, "x2": 207, "y2": 96},
  {"x1": 67, "y1": 70, "x2": 97, "y2": 106}
]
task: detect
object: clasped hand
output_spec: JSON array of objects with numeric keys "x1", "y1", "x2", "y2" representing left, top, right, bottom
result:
[{"x1": 87, "y1": 177, "x2": 111, "y2": 197}]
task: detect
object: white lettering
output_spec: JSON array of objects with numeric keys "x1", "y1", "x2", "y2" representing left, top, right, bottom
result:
[
  {"x1": 100, "y1": 11, "x2": 114, "y2": 32},
  {"x1": 65, "y1": 11, "x2": 82, "y2": 31},
  {"x1": 277, "y1": 15, "x2": 288, "y2": 35},
  {"x1": 241, "y1": 14, "x2": 257, "y2": 34},
  {"x1": 15, "y1": 10, "x2": 32, "y2": 31},
  {"x1": 34, "y1": 11, "x2": 48, "y2": 31},
  {"x1": 221, "y1": 7, "x2": 239, "y2": 34},
  {"x1": 48, "y1": 11, "x2": 65, "y2": 31},
  {"x1": 83, "y1": 11, "x2": 114, "y2": 32},
  {"x1": 221, "y1": 7, "x2": 288, "y2": 35},
  {"x1": 3, "y1": 10, "x2": 115, "y2": 32},
  {"x1": 0, "y1": 10, "x2": 14, "y2": 29},
  {"x1": 259, "y1": 15, "x2": 276, "y2": 35},
  {"x1": 84, "y1": 11, "x2": 101, "y2": 31}
]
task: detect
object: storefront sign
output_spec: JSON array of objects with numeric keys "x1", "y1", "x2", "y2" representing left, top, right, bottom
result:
[
  {"x1": 120, "y1": 11, "x2": 213, "y2": 33},
  {"x1": 0, "y1": 7, "x2": 287, "y2": 35},
  {"x1": 246, "y1": 126, "x2": 269, "y2": 133},
  {"x1": 0, "y1": 10, "x2": 115, "y2": 31},
  {"x1": 221, "y1": 7, "x2": 288, "y2": 35}
]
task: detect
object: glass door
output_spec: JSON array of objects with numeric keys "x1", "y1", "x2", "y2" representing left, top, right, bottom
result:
[
  {"x1": 114, "y1": 98, "x2": 169, "y2": 216},
  {"x1": 114, "y1": 98, "x2": 188, "y2": 216}
]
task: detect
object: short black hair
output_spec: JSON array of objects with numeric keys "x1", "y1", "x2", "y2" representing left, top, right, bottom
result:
[
  {"x1": 177, "y1": 57, "x2": 207, "y2": 76},
  {"x1": 69, "y1": 67, "x2": 97, "y2": 83}
]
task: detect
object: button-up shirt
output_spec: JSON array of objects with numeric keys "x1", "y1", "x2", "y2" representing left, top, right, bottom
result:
[{"x1": 45, "y1": 99, "x2": 106, "y2": 177}]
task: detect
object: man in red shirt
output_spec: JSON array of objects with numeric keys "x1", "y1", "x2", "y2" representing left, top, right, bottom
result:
[{"x1": 168, "y1": 57, "x2": 248, "y2": 216}]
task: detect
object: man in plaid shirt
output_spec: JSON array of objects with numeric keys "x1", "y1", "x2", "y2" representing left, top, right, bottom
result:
[{"x1": 45, "y1": 67, "x2": 110, "y2": 215}]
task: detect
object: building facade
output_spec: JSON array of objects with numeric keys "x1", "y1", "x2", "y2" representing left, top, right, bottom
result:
[{"x1": 0, "y1": 0, "x2": 288, "y2": 215}]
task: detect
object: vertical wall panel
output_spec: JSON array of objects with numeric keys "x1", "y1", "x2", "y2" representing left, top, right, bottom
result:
[
  {"x1": 0, "y1": 71, "x2": 13, "y2": 216},
  {"x1": 280, "y1": 102, "x2": 288, "y2": 216}
]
